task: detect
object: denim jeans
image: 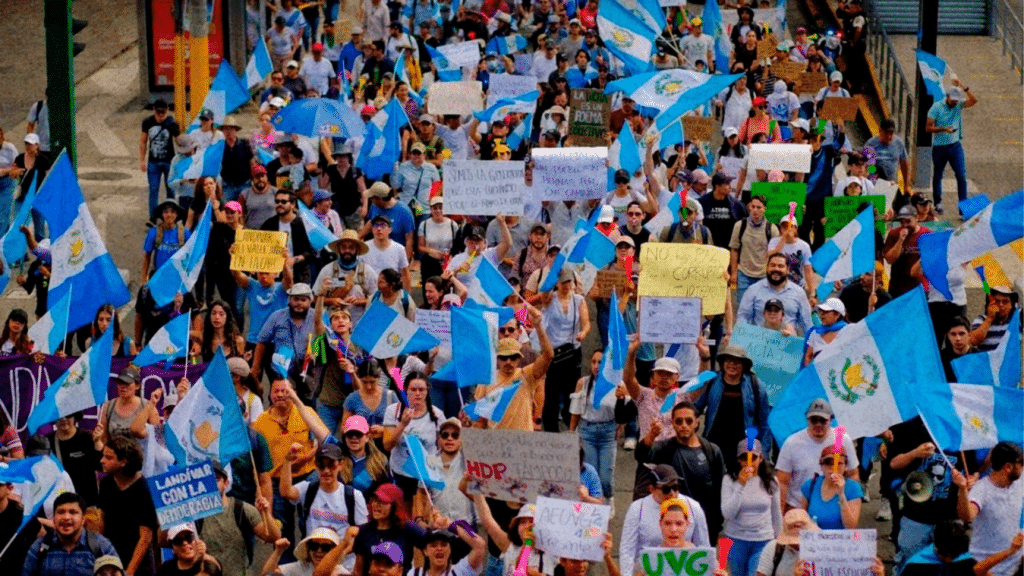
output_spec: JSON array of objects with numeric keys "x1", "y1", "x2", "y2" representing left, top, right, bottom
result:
[
  {"x1": 430, "y1": 378, "x2": 465, "y2": 419},
  {"x1": 0, "y1": 176, "x2": 16, "y2": 237},
  {"x1": 579, "y1": 419, "x2": 617, "y2": 498},
  {"x1": 147, "y1": 160, "x2": 173, "y2": 215},
  {"x1": 222, "y1": 181, "x2": 250, "y2": 202},
  {"x1": 931, "y1": 142, "x2": 968, "y2": 206},
  {"x1": 728, "y1": 538, "x2": 770, "y2": 576},
  {"x1": 272, "y1": 477, "x2": 299, "y2": 563},
  {"x1": 895, "y1": 517, "x2": 936, "y2": 575},
  {"x1": 736, "y1": 272, "x2": 761, "y2": 309},
  {"x1": 316, "y1": 401, "x2": 345, "y2": 438}
]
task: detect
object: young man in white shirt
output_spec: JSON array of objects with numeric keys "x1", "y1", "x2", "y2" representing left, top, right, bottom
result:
[{"x1": 360, "y1": 214, "x2": 411, "y2": 292}]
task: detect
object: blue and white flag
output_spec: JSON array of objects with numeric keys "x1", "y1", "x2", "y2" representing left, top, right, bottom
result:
[
  {"x1": 33, "y1": 152, "x2": 131, "y2": 331},
  {"x1": 606, "y1": 69, "x2": 715, "y2": 112},
  {"x1": 609, "y1": 121, "x2": 642, "y2": 176},
  {"x1": 451, "y1": 306, "x2": 499, "y2": 388},
  {"x1": 767, "y1": 287, "x2": 947, "y2": 442},
  {"x1": 959, "y1": 195, "x2": 990, "y2": 220},
  {"x1": 147, "y1": 202, "x2": 214, "y2": 306},
  {"x1": 700, "y1": 0, "x2": 732, "y2": 73},
  {"x1": 464, "y1": 380, "x2": 520, "y2": 423},
  {"x1": 597, "y1": 0, "x2": 656, "y2": 76},
  {"x1": 487, "y1": 35, "x2": 528, "y2": 55},
  {"x1": 643, "y1": 187, "x2": 682, "y2": 238},
  {"x1": 473, "y1": 90, "x2": 540, "y2": 122},
  {"x1": 358, "y1": 99, "x2": 409, "y2": 180},
  {"x1": 165, "y1": 349, "x2": 250, "y2": 465},
  {"x1": 540, "y1": 225, "x2": 617, "y2": 293},
  {"x1": 401, "y1": 436, "x2": 446, "y2": 490},
  {"x1": 952, "y1": 311, "x2": 1021, "y2": 387},
  {"x1": 810, "y1": 207, "x2": 876, "y2": 300},
  {"x1": 245, "y1": 38, "x2": 274, "y2": 89},
  {"x1": 352, "y1": 300, "x2": 441, "y2": 358},
  {"x1": 297, "y1": 200, "x2": 339, "y2": 251},
  {"x1": 188, "y1": 62, "x2": 250, "y2": 132},
  {"x1": 26, "y1": 327, "x2": 114, "y2": 433},
  {"x1": 594, "y1": 291, "x2": 627, "y2": 408},
  {"x1": 617, "y1": 0, "x2": 664, "y2": 34},
  {"x1": 919, "y1": 190, "x2": 1024, "y2": 300},
  {"x1": 27, "y1": 288, "x2": 72, "y2": 355},
  {"x1": 426, "y1": 45, "x2": 464, "y2": 81},
  {"x1": 506, "y1": 113, "x2": 532, "y2": 149},
  {"x1": 134, "y1": 312, "x2": 191, "y2": 368},
  {"x1": 171, "y1": 139, "x2": 226, "y2": 185},
  {"x1": 660, "y1": 371, "x2": 717, "y2": 413},
  {"x1": 653, "y1": 119, "x2": 685, "y2": 154},
  {"x1": 0, "y1": 455, "x2": 64, "y2": 533},
  {"x1": 540, "y1": 226, "x2": 589, "y2": 293},
  {"x1": 918, "y1": 384, "x2": 1024, "y2": 450},
  {"x1": 468, "y1": 256, "x2": 515, "y2": 307},
  {"x1": 0, "y1": 171, "x2": 40, "y2": 290},
  {"x1": 916, "y1": 49, "x2": 947, "y2": 101},
  {"x1": 257, "y1": 146, "x2": 275, "y2": 166},
  {"x1": 654, "y1": 74, "x2": 746, "y2": 131}
]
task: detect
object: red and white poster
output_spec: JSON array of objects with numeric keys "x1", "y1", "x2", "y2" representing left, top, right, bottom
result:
[{"x1": 147, "y1": 0, "x2": 226, "y2": 89}]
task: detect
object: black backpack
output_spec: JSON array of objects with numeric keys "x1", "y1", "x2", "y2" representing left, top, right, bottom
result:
[
  {"x1": 298, "y1": 478, "x2": 357, "y2": 538},
  {"x1": 196, "y1": 497, "x2": 255, "y2": 563}
]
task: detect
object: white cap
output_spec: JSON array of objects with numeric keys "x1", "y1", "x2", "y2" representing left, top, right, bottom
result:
[
  {"x1": 723, "y1": 126, "x2": 738, "y2": 138},
  {"x1": 791, "y1": 118, "x2": 810, "y2": 133},
  {"x1": 269, "y1": 96, "x2": 286, "y2": 108},
  {"x1": 829, "y1": 71, "x2": 843, "y2": 83},
  {"x1": 167, "y1": 522, "x2": 197, "y2": 541},
  {"x1": 946, "y1": 86, "x2": 964, "y2": 101},
  {"x1": 653, "y1": 356, "x2": 681, "y2": 374},
  {"x1": 817, "y1": 297, "x2": 847, "y2": 317},
  {"x1": 287, "y1": 59, "x2": 300, "y2": 68},
  {"x1": 598, "y1": 204, "x2": 615, "y2": 223},
  {"x1": 24, "y1": 133, "x2": 40, "y2": 145}
]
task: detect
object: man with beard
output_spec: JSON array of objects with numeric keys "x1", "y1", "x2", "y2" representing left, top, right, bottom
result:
[
  {"x1": 737, "y1": 253, "x2": 812, "y2": 335},
  {"x1": 261, "y1": 190, "x2": 316, "y2": 283},
  {"x1": 513, "y1": 224, "x2": 550, "y2": 284},
  {"x1": 968, "y1": 286, "x2": 1020, "y2": 351},
  {"x1": 956, "y1": 442, "x2": 1023, "y2": 576},
  {"x1": 23, "y1": 492, "x2": 119, "y2": 576},
  {"x1": 313, "y1": 231, "x2": 379, "y2": 326},
  {"x1": 252, "y1": 283, "x2": 317, "y2": 385},
  {"x1": 883, "y1": 205, "x2": 931, "y2": 298},
  {"x1": 239, "y1": 164, "x2": 278, "y2": 229}
]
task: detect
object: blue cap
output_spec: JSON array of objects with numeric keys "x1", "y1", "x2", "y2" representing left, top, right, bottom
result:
[{"x1": 312, "y1": 189, "x2": 332, "y2": 203}]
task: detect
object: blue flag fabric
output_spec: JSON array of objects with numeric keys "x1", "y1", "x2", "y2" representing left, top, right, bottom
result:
[
  {"x1": 358, "y1": 99, "x2": 409, "y2": 179},
  {"x1": 297, "y1": 200, "x2": 339, "y2": 251},
  {"x1": 473, "y1": 90, "x2": 540, "y2": 123},
  {"x1": 916, "y1": 50, "x2": 947, "y2": 101},
  {"x1": 464, "y1": 380, "x2": 520, "y2": 423},
  {"x1": 952, "y1": 312, "x2": 1021, "y2": 387},
  {"x1": 147, "y1": 202, "x2": 214, "y2": 306},
  {"x1": 27, "y1": 327, "x2": 114, "y2": 433},
  {"x1": 451, "y1": 306, "x2": 499, "y2": 388},
  {"x1": 245, "y1": 38, "x2": 274, "y2": 88},
  {"x1": 609, "y1": 121, "x2": 642, "y2": 178},
  {"x1": 467, "y1": 256, "x2": 515, "y2": 307},
  {"x1": 188, "y1": 62, "x2": 250, "y2": 132},
  {"x1": 593, "y1": 291, "x2": 627, "y2": 408},
  {"x1": 917, "y1": 383, "x2": 1024, "y2": 451},
  {"x1": 134, "y1": 313, "x2": 192, "y2": 368},
  {"x1": 654, "y1": 74, "x2": 746, "y2": 130},
  {"x1": 171, "y1": 140, "x2": 226, "y2": 184},
  {"x1": 0, "y1": 455, "x2": 64, "y2": 533},
  {"x1": 507, "y1": 114, "x2": 533, "y2": 149},
  {"x1": 701, "y1": 0, "x2": 732, "y2": 73},
  {"x1": 0, "y1": 171, "x2": 40, "y2": 291},
  {"x1": 596, "y1": 0, "x2": 656, "y2": 76},
  {"x1": 486, "y1": 35, "x2": 529, "y2": 55},
  {"x1": 352, "y1": 300, "x2": 441, "y2": 358},
  {"x1": 33, "y1": 152, "x2": 131, "y2": 331},
  {"x1": 27, "y1": 288, "x2": 72, "y2": 355},
  {"x1": 426, "y1": 45, "x2": 464, "y2": 81},
  {"x1": 401, "y1": 436, "x2": 446, "y2": 490},
  {"x1": 810, "y1": 207, "x2": 876, "y2": 300}
]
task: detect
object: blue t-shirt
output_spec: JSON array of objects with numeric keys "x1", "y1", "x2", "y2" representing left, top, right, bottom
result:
[
  {"x1": 800, "y1": 475, "x2": 864, "y2": 529},
  {"x1": 580, "y1": 462, "x2": 603, "y2": 499},
  {"x1": 243, "y1": 281, "x2": 288, "y2": 341},
  {"x1": 367, "y1": 203, "x2": 416, "y2": 244},
  {"x1": 927, "y1": 100, "x2": 964, "y2": 146},
  {"x1": 342, "y1": 387, "x2": 395, "y2": 427},
  {"x1": 144, "y1": 226, "x2": 191, "y2": 272}
]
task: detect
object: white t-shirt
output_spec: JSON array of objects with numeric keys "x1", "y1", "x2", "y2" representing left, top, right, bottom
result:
[
  {"x1": 279, "y1": 560, "x2": 315, "y2": 576},
  {"x1": 418, "y1": 218, "x2": 457, "y2": 255},
  {"x1": 775, "y1": 430, "x2": 860, "y2": 507},
  {"x1": 240, "y1": 390, "x2": 264, "y2": 425},
  {"x1": 405, "y1": 555, "x2": 482, "y2": 576},
  {"x1": 383, "y1": 403, "x2": 446, "y2": 476},
  {"x1": 290, "y1": 479, "x2": 368, "y2": 576},
  {"x1": 968, "y1": 476, "x2": 1024, "y2": 576},
  {"x1": 301, "y1": 56, "x2": 337, "y2": 96},
  {"x1": 360, "y1": 241, "x2": 409, "y2": 275}
]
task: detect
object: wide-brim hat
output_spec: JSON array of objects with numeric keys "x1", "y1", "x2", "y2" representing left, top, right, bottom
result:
[
  {"x1": 295, "y1": 527, "x2": 341, "y2": 562},
  {"x1": 152, "y1": 200, "x2": 185, "y2": 222},
  {"x1": 717, "y1": 344, "x2": 753, "y2": 371},
  {"x1": 328, "y1": 229, "x2": 369, "y2": 255}
]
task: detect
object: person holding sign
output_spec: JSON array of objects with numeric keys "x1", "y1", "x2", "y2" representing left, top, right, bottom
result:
[
  {"x1": 639, "y1": 498, "x2": 729, "y2": 576},
  {"x1": 798, "y1": 445, "x2": 863, "y2": 530},
  {"x1": 472, "y1": 500, "x2": 557, "y2": 576},
  {"x1": 754, "y1": 509, "x2": 817, "y2": 576},
  {"x1": 722, "y1": 439, "x2": 783, "y2": 576}
]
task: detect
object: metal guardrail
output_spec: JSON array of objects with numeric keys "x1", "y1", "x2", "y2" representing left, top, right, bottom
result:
[
  {"x1": 993, "y1": 0, "x2": 1024, "y2": 83},
  {"x1": 863, "y1": 0, "x2": 916, "y2": 147}
]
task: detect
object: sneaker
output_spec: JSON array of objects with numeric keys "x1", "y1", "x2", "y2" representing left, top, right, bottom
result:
[
  {"x1": 623, "y1": 438, "x2": 637, "y2": 451},
  {"x1": 608, "y1": 499, "x2": 615, "y2": 519},
  {"x1": 862, "y1": 491, "x2": 871, "y2": 503},
  {"x1": 875, "y1": 499, "x2": 892, "y2": 521},
  {"x1": 934, "y1": 203, "x2": 944, "y2": 214}
]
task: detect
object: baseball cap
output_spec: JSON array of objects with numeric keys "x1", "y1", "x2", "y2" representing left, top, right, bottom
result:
[
  {"x1": 692, "y1": 169, "x2": 710, "y2": 184},
  {"x1": 411, "y1": 142, "x2": 427, "y2": 154},
  {"x1": 93, "y1": 555, "x2": 124, "y2": 574},
  {"x1": 198, "y1": 108, "x2": 214, "y2": 121},
  {"x1": 287, "y1": 283, "x2": 314, "y2": 297},
  {"x1": 616, "y1": 236, "x2": 635, "y2": 249},
  {"x1": 653, "y1": 356, "x2": 680, "y2": 374},
  {"x1": 361, "y1": 105, "x2": 377, "y2": 116},
  {"x1": 764, "y1": 298, "x2": 785, "y2": 312},
  {"x1": 116, "y1": 364, "x2": 141, "y2": 384},
  {"x1": 312, "y1": 42, "x2": 324, "y2": 52},
  {"x1": 723, "y1": 126, "x2": 738, "y2": 138},
  {"x1": 317, "y1": 443, "x2": 344, "y2": 462},
  {"x1": 737, "y1": 438, "x2": 764, "y2": 457},
  {"x1": 371, "y1": 542, "x2": 404, "y2": 565},
  {"x1": 946, "y1": 86, "x2": 963, "y2": 101},
  {"x1": 344, "y1": 415, "x2": 370, "y2": 434},
  {"x1": 251, "y1": 164, "x2": 267, "y2": 176},
  {"x1": 598, "y1": 204, "x2": 615, "y2": 223},
  {"x1": 226, "y1": 357, "x2": 250, "y2": 378},
  {"x1": 467, "y1": 225, "x2": 486, "y2": 240},
  {"x1": 311, "y1": 188, "x2": 332, "y2": 204},
  {"x1": 805, "y1": 398, "x2": 833, "y2": 419},
  {"x1": 439, "y1": 417, "x2": 462, "y2": 431},
  {"x1": 897, "y1": 205, "x2": 917, "y2": 220},
  {"x1": 371, "y1": 213, "x2": 393, "y2": 226},
  {"x1": 24, "y1": 133, "x2": 40, "y2": 145},
  {"x1": 557, "y1": 267, "x2": 575, "y2": 283},
  {"x1": 792, "y1": 118, "x2": 810, "y2": 133},
  {"x1": 830, "y1": 71, "x2": 843, "y2": 83},
  {"x1": 711, "y1": 172, "x2": 734, "y2": 187},
  {"x1": 430, "y1": 195, "x2": 444, "y2": 206},
  {"x1": 419, "y1": 114, "x2": 434, "y2": 123},
  {"x1": 647, "y1": 463, "x2": 681, "y2": 485},
  {"x1": 374, "y1": 483, "x2": 404, "y2": 504},
  {"x1": 817, "y1": 297, "x2": 847, "y2": 316},
  {"x1": 752, "y1": 96, "x2": 767, "y2": 107},
  {"x1": 167, "y1": 523, "x2": 197, "y2": 542},
  {"x1": 287, "y1": 60, "x2": 300, "y2": 68},
  {"x1": 497, "y1": 338, "x2": 522, "y2": 357},
  {"x1": 910, "y1": 192, "x2": 931, "y2": 206},
  {"x1": 367, "y1": 181, "x2": 391, "y2": 198},
  {"x1": 352, "y1": 26, "x2": 364, "y2": 34},
  {"x1": 269, "y1": 96, "x2": 286, "y2": 108}
]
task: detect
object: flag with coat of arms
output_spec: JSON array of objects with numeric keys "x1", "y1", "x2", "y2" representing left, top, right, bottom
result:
[
  {"x1": 352, "y1": 300, "x2": 440, "y2": 358},
  {"x1": 26, "y1": 327, "x2": 114, "y2": 433},
  {"x1": 596, "y1": 0, "x2": 656, "y2": 76},
  {"x1": 917, "y1": 383, "x2": 1024, "y2": 450}
]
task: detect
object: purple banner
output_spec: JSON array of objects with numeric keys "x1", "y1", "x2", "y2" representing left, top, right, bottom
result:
[{"x1": 0, "y1": 355, "x2": 207, "y2": 441}]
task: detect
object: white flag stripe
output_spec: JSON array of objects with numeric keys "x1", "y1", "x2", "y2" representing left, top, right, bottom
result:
[
  {"x1": 369, "y1": 315, "x2": 419, "y2": 358},
  {"x1": 50, "y1": 204, "x2": 106, "y2": 292},
  {"x1": 950, "y1": 384, "x2": 998, "y2": 450}
]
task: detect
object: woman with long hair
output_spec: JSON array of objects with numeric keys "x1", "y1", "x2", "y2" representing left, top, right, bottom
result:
[
  {"x1": 722, "y1": 440, "x2": 783, "y2": 576},
  {"x1": 352, "y1": 483, "x2": 427, "y2": 576},
  {"x1": 569, "y1": 350, "x2": 617, "y2": 504},
  {"x1": 195, "y1": 300, "x2": 246, "y2": 361},
  {"x1": 474, "y1": 498, "x2": 555, "y2": 576},
  {"x1": 372, "y1": 269, "x2": 416, "y2": 322},
  {"x1": 205, "y1": 200, "x2": 245, "y2": 315},
  {"x1": 339, "y1": 415, "x2": 392, "y2": 496},
  {"x1": 738, "y1": 97, "x2": 783, "y2": 145},
  {"x1": 420, "y1": 276, "x2": 450, "y2": 311},
  {"x1": 314, "y1": 288, "x2": 369, "y2": 435},
  {"x1": 418, "y1": 198, "x2": 457, "y2": 285},
  {"x1": 383, "y1": 372, "x2": 444, "y2": 499},
  {"x1": 343, "y1": 361, "x2": 396, "y2": 443},
  {"x1": 95, "y1": 364, "x2": 159, "y2": 447},
  {"x1": 0, "y1": 309, "x2": 32, "y2": 356},
  {"x1": 410, "y1": 518, "x2": 487, "y2": 576},
  {"x1": 86, "y1": 303, "x2": 136, "y2": 357},
  {"x1": 646, "y1": 499, "x2": 729, "y2": 576},
  {"x1": 187, "y1": 176, "x2": 226, "y2": 230},
  {"x1": 228, "y1": 357, "x2": 264, "y2": 425}
]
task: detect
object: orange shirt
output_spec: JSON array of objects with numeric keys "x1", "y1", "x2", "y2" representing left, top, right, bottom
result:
[{"x1": 253, "y1": 405, "x2": 317, "y2": 478}]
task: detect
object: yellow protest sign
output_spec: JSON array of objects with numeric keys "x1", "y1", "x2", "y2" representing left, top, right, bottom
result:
[
  {"x1": 230, "y1": 229, "x2": 288, "y2": 273},
  {"x1": 638, "y1": 243, "x2": 731, "y2": 314}
]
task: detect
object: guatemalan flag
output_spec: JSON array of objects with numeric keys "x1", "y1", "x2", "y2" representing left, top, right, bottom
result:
[
  {"x1": 27, "y1": 288, "x2": 72, "y2": 355},
  {"x1": 147, "y1": 202, "x2": 214, "y2": 306},
  {"x1": 487, "y1": 35, "x2": 528, "y2": 55},
  {"x1": 464, "y1": 380, "x2": 520, "y2": 423},
  {"x1": 358, "y1": 99, "x2": 409, "y2": 180},
  {"x1": 918, "y1": 384, "x2": 1024, "y2": 450},
  {"x1": 451, "y1": 306, "x2": 499, "y2": 388},
  {"x1": 506, "y1": 114, "x2": 533, "y2": 149},
  {"x1": 767, "y1": 287, "x2": 947, "y2": 442},
  {"x1": 187, "y1": 62, "x2": 250, "y2": 132},
  {"x1": 608, "y1": 121, "x2": 643, "y2": 177},
  {"x1": 540, "y1": 224, "x2": 617, "y2": 293},
  {"x1": 810, "y1": 207, "x2": 876, "y2": 301},
  {"x1": 33, "y1": 152, "x2": 131, "y2": 332},
  {"x1": 0, "y1": 456, "x2": 65, "y2": 533},
  {"x1": 352, "y1": 300, "x2": 441, "y2": 358},
  {"x1": 165, "y1": 349, "x2": 251, "y2": 465},
  {"x1": 426, "y1": 45, "x2": 463, "y2": 81},
  {"x1": 606, "y1": 69, "x2": 717, "y2": 112},
  {"x1": 0, "y1": 172, "x2": 39, "y2": 291},
  {"x1": 700, "y1": 0, "x2": 732, "y2": 74},
  {"x1": 919, "y1": 190, "x2": 1024, "y2": 300},
  {"x1": 245, "y1": 38, "x2": 274, "y2": 89},
  {"x1": 597, "y1": 0, "x2": 655, "y2": 76},
  {"x1": 654, "y1": 74, "x2": 746, "y2": 131},
  {"x1": 26, "y1": 327, "x2": 114, "y2": 433},
  {"x1": 916, "y1": 49, "x2": 947, "y2": 101},
  {"x1": 593, "y1": 291, "x2": 627, "y2": 407},
  {"x1": 473, "y1": 90, "x2": 540, "y2": 122},
  {"x1": 952, "y1": 311, "x2": 1021, "y2": 387},
  {"x1": 400, "y1": 436, "x2": 446, "y2": 489},
  {"x1": 133, "y1": 312, "x2": 191, "y2": 368},
  {"x1": 467, "y1": 256, "x2": 515, "y2": 307},
  {"x1": 297, "y1": 199, "x2": 339, "y2": 251},
  {"x1": 171, "y1": 140, "x2": 227, "y2": 185}
]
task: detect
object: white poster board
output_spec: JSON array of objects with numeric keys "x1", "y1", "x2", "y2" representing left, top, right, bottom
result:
[
  {"x1": 443, "y1": 160, "x2": 526, "y2": 215},
  {"x1": 872, "y1": 179, "x2": 898, "y2": 207},
  {"x1": 427, "y1": 81, "x2": 485, "y2": 115},
  {"x1": 639, "y1": 296, "x2": 702, "y2": 344},
  {"x1": 800, "y1": 530, "x2": 877, "y2": 576},
  {"x1": 748, "y1": 143, "x2": 812, "y2": 173},
  {"x1": 534, "y1": 496, "x2": 611, "y2": 562},
  {"x1": 461, "y1": 429, "x2": 580, "y2": 503},
  {"x1": 719, "y1": 156, "x2": 745, "y2": 181},
  {"x1": 438, "y1": 41, "x2": 482, "y2": 68},
  {"x1": 659, "y1": 0, "x2": 685, "y2": 7},
  {"x1": 487, "y1": 74, "x2": 540, "y2": 108},
  {"x1": 531, "y1": 147, "x2": 609, "y2": 201},
  {"x1": 414, "y1": 310, "x2": 452, "y2": 352}
]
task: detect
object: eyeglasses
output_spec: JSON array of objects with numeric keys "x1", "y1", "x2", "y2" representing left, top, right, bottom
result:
[
  {"x1": 627, "y1": 211, "x2": 644, "y2": 216},
  {"x1": 497, "y1": 354, "x2": 521, "y2": 362},
  {"x1": 307, "y1": 542, "x2": 337, "y2": 553},
  {"x1": 499, "y1": 326, "x2": 517, "y2": 335},
  {"x1": 673, "y1": 417, "x2": 695, "y2": 425},
  {"x1": 172, "y1": 533, "x2": 196, "y2": 546},
  {"x1": 275, "y1": 199, "x2": 292, "y2": 204},
  {"x1": 371, "y1": 222, "x2": 389, "y2": 228},
  {"x1": 440, "y1": 431, "x2": 460, "y2": 440},
  {"x1": 808, "y1": 417, "x2": 829, "y2": 425},
  {"x1": 659, "y1": 483, "x2": 678, "y2": 494}
]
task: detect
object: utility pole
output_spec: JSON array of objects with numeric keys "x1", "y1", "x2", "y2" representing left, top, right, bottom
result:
[
  {"x1": 186, "y1": 0, "x2": 210, "y2": 124},
  {"x1": 174, "y1": 0, "x2": 187, "y2": 122},
  {"x1": 913, "y1": 0, "x2": 939, "y2": 189},
  {"x1": 44, "y1": 0, "x2": 83, "y2": 167}
]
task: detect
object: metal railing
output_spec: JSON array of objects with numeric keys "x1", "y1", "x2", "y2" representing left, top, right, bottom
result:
[
  {"x1": 863, "y1": 0, "x2": 916, "y2": 147},
  {"x1": 993, "y1": 0, "x2": 1024, "y2": 83}
]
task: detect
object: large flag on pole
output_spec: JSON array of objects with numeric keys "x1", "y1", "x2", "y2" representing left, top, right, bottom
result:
[
  {"x1": 187, "y1": 62, "x2": 250, "y2": 132},
  {"x1": 450, "y1": 306, "x2": 499, "y2": 388},
  {"x1": 245, "y1": 39, "x2": 274, "y2": 89},
  {"x1": 27, "y1": 288, "x2": 72, "y2": 355},
  {"x1": 351, "y1": 300, "x2": 441, "y2": 358},
  {"x1": 26, "y1": 327, "x2": 114, "y2": 433},
  {"x1": 134, "y1": 312, "x2": 191, "y2": 368},
  {"x1": 952, "y1": 311, "x2": 1021, "y2": 387},
  {"x1": 593, "y1": 291, "x2": 627, "y2": 408},
  {"x1": 917, "y1": 384, "x2": 1024, "y2": 450},
  {"x1": 605, "y1": 69, "x2": 717, "y2": 112},
  {"x1": 0, "y1": 172, "x2": 40, "y2": 291},
  {"x1": 0, "y1": 456, "x2": 64, "y2": 533},
  {"x1": 916, "y1": 50, "x2": 947, "y2": 101},
  {"x1": 146, "y1": 202, "x2": 214, "y2": 306},
  {"x1": 597, "y1": 0, "x2": 656, "y2": 76},
  {"x1": 810, "y1": 207, "x2": 876, "y2": 300}
]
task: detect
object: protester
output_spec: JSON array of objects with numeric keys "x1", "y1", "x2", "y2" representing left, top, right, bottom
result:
[
  {"x1": 97, "y1": 436, "x2": 158, "y2": 576},
  {"x1": 799, "y1": 445, "x2": 863, "y2": 529}
]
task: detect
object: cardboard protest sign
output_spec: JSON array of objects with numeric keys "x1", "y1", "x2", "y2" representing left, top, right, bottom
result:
[
  {"x1": 681, "y1": 116, "x2": 715, "y2": 142},
  {"x1": 639, "y1": 296, "x2": 702, "y2": 344},
  {"x1": 824, "y1": 195, "x2": 886, "y2": 238},
  {"x1": 820, "y1": 97, "x2": 860, "y2": 122},
  {"x1": 637, "y1": 547, "x2": 717, "y2": 576},
  {"x1": 531, "y1": 147, "x2": 608, "y2": 201},
  {"x1": 798, "y1": 71, "x2": 828, "y2": 94},
  {"x1": 772, "y1": 60, "x2": 805, "y2": 82},
  {"x1": 427, "y1": 81, "x2": 484, "y2": 115},
  {"x1": 147, "y1": 460, "x2": 224, "y2": 529},
  {"x1": 438, "y1": 41, "x2": 481, "y2": 68},
  {"x1": 800, "y1": 530, "x2": 877, "y2": 576},
  {"x1": 230, "y1": 229, "x2": 287, "y2": 272},
  {"x1": 594, "y1": 268, "x2": 628, "y2": 298},
  {"x1": 757, "y1": 33, "x2": 779, "y2": 61},
  {"x1": 415, "y1": 310, "x2": 451, "y2": 352},
  {"x1": 638, "y1": 244, "x2": 730, "y2": 315},
  {"x1": 443, "y1": 160, "x2": 526, "y2": 215},
  {"x1": 748, "y1": 143, "x2": 812, "y2": 173},
  {"x1": 569, "y1": 89, "x2": 612, "y2": 146},
  {"x1": 489, "y1": 74, "x2": 541, "y2": 108},
  {"x1": 534, "y1": 496, "x2": 611, "y2": 561},
  {"x1": 335, "y1": 19, "x2": 354, "y2": 43},
  {"x1": 730, "y1": 323, "x2": 803, "y2": 404},
  {"x1": 751, "y1": 182, "x2": 807, "y2": 226},
  {"x1": 461, "y1": 429, "x2": 580, "y2": 503}
]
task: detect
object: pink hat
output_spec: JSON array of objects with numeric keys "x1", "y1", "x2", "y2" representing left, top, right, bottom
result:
[
  {"x1": 223, "y1": 201, "x2": 243, "y2": 213},
  {"x1": 361, "y1": 105, "x2": 377, "y2": 116},
  {"x1": 343, "y1": 415, "x2": 370, "y2": 434}
]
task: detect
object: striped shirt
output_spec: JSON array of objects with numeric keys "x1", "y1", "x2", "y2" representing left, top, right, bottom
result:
[{"x1": 971, "y1": 312, "x2": 1017, "y2": 351}]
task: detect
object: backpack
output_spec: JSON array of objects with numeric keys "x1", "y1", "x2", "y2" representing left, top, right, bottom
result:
[
  {"x1": 665, "y1": 221, "x2": 709, "y2": 244},
  {"x1": 298, "y1": 478, "x2": 357, "y2": 538},
  {"x1": 36, "y1": 529, "x2": 102, "y2": 570},
  {"x1": 196, "y1": 497, "x2": 255, "y2": 563},
  {"x1": 736, "y1": 218, "x2": 775, "y2": 255},
  {"x1": 695, "y1": 372, "x2": 764, "y2": 431},
  {"x1": 769, "y1": 543, "x2": 788, "y2": 576},
  {"x1": 371, "y1": 289, "x2": 411, "y2": 316},
  {"x1": 151, "y1": 223, "x2": 186, "y2": 253}
]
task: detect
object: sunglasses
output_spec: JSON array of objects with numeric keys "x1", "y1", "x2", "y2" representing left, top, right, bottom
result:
[
  {"x1": 344, "y1": 431, "x2": 365, "y2": 439},
  {"x1": 307, "y1": 542, "x2": 337, "y2": 553},
  {"x1": 499, "y1": 326, "x2": 517, "y2": 334},
  {"x1": 316, "y1": 459, "x2": 338, "y2": 469},
  {"x1": 440, "y1": 431, "x2": 460, "y2": 440},
  {"x1": 659, "y1": 483, "x2": 679, "y2": 494},
  {"x1": 820, "y1": 457, "x2": 847, "y2": 466},
  {"x1": 808, "y1": 417, "x2": 829, "y2": 425},
  {"x1": 172, "y1": 533, "x2": 196, "y2": 546},
  {"x1": 275, "y1": 199, "x2": 292, "y2": 204},
  {"x1": 673, "y1": 417, "x2": 695, "y2": 425},
  {"x1": 497, "y1": 354, "x2": 521, "y2": 362}
]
